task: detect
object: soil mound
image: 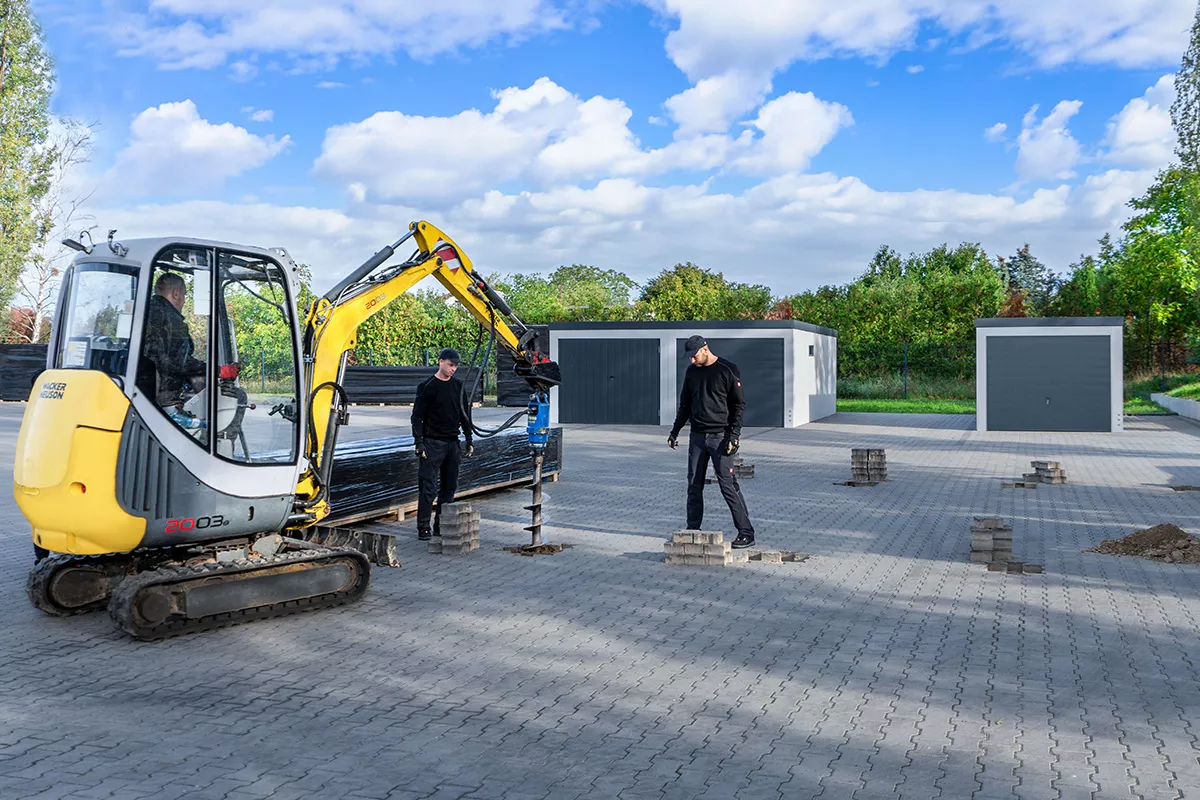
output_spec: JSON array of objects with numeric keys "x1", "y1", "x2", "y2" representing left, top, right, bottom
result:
[{"x1": 1086, "y1": 524, "x2": 1200, "y2": 563}]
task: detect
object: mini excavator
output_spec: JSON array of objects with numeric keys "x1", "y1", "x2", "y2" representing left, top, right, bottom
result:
[{"x1": 15, "y1": 221, "x2": 559, "y2": 640}]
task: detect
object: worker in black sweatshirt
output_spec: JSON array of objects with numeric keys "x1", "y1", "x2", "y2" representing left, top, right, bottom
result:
[
  {"x1": 411, "y1": 347, "x2": 474, "y2": 540},
  {"x1": 668, "y1": 335, "x2": 755, "y2": 549}
]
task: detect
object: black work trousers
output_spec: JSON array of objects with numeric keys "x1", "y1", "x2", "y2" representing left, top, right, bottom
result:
[
  {"x1": 417, "y1": 438, "x2": 462, "y2": 533},
  {"x1": 686, "y1": 431, "x2": 754, "y2": 536}
]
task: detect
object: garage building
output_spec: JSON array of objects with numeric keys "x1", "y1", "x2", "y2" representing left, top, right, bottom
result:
[
  {"x1": 976, "y1": 317, "x2": 1124, "y2": 433},
  {"x1": 548, "y1": 321, "x2": 838, "y2": 427}
]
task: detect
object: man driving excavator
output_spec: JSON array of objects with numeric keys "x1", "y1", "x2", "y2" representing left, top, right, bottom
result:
[{"x1": 135, "y1": 272, "x2": 207, "y2": 408}]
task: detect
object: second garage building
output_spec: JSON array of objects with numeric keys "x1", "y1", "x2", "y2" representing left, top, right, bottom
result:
[
  {"x1": 548, "y1": 321, "x2": 838, "y2": 428},
  {"x1": 976, "y1": 316, "x2": 1124, "y2": 432}
]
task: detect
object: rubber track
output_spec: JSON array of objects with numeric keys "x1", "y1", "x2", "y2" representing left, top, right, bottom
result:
[
  {"x1": 108, "y1": 546, "x2": 371, "y2": 641},
  {"x1": 27, "y1": 553, "x2": 138, "y2": 617}
]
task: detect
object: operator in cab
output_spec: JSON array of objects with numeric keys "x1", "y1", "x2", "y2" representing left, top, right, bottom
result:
[
  {"x1": 410, "y1": 348, "x2": 474, "y2": 541},
  {"x1": 135, "y1": 272, "x2": 206, "y2": 408}
]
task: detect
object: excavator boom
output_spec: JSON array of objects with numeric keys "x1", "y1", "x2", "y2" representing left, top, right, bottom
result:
[{"x1": 293, "y1": 221, "x2": 558, "y2": 524}]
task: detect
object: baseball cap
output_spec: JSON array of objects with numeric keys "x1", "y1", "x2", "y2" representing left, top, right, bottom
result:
[
  {"x1": 684, "y1": 335, "x2": 707, "y2": 359},
  {"x1": 438, "y1": 347, "x2": 461, "y2": 364}
]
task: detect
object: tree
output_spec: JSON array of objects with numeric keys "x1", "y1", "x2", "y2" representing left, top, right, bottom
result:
[
  {"x1": 1172, "y1": 0, "x2": 1200, "y2": 170},
  {"x1": 489, "y1": 265, "x2": 639, "y2": 323},
  {"x1": 857, "y1": 245, "x2": 903, "y2": 286},
  {"x1": 639, "y1": 263, "x2": 772, "y2": 320},
  {"x1": 1052, "y1": 253, "x2": 1113, "y2": 317},
  {"x1": 782, "y1": 242, "x2": 1004, "y2": 345},
  {"x1": 12, "y1": 120, "x2": 94, "y2": 343},
  {"x1": 998, "y1": 287, "x2": 1030, "y2": 318},
  {"x1": 0, "y1": 0, "x2": 55, "y2": 329},
  {"x1": 998, "y1": 244, "x2": 1058, "y2": 316}
]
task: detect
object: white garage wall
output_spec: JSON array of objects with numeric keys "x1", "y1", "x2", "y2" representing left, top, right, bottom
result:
[
  {"x1": 792, "y1": 329, "x2": 838, "y2": 425},
  {"x1": 975, "y1": 322, "x2": 1124, "y2": 433},
  {"x1": 549, "y1": 323, "x2": 838, "y2": 428}
]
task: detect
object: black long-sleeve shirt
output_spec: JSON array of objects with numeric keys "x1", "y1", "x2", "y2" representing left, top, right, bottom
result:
[
  {"x1": 671, "y1": 359, "x2": 745, "y2": 440},
  {"x1": 137, "y1": 294, "x2": 206, "y2": 406},
  {"x1": 411, "y1": 375, "x2": 473, "y2": 441}
]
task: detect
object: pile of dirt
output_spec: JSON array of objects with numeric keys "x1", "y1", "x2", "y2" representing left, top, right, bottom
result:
[{"x1": 1086, "y1": 524, "x2": 1200, "y2": 563}]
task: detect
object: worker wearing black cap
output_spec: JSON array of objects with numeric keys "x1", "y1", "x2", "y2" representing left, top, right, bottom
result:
[
  {"x1": 411, "y1": 347, "x2": 474, "y2": 540},
  {"x1": 668, "y1": 335, "x2": 755, "y2": 549}
]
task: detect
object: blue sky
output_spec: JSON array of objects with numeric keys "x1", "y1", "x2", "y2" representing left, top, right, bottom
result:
[{"x1": 35, "y1": 0, "x2": 1197, "y2": 295}]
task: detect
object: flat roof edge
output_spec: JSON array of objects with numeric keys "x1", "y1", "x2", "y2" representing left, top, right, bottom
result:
[
  {"x1": 549, "y1": 320, "x2": 838, "y2": 337},
  {"x1": 975, "y1": 316, "x2": 1124, "y2": 328}
]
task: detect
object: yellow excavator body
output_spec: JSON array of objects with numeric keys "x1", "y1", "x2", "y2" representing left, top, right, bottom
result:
[
  {"x1": 14, "y1": 369, "x2": 146, "y2": 555},
  {"x1": 18, "y1": 223, "x2": 557, "y2": 639}
]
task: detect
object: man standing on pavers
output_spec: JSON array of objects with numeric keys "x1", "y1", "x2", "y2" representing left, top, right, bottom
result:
[
  {"x1": 411, "y1": 347, "x2": 474, "y2": 541},
  {"x1": 668, "y1": 335, "x2": 756, "y2": 549}
]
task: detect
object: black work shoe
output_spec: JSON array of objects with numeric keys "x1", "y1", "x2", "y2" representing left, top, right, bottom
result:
[
  {"x1": 731, "y1": 534, "x2": 756, "y2": 549},
  {"x1": 418, "y1": 529, "x2": 432, "y2": 541}
]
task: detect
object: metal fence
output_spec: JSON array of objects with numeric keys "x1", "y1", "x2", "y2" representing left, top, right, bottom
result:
[
  {"x1": 838, "y1": 341, "x2": 975, "y2": 381},
  {"x1": 838, "y1": 336, "x2": 1200, "y2": 399}
]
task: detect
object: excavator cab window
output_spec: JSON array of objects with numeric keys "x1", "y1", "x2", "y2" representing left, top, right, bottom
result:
[
  {"x1": 52, "y1": 263, "x2": 139, "y2": 379},
  {"x1": 137, "y1": 246, "x2": 213, "y2": 448},
  {"x1": 213, "y1": 251, "x2": 299, "y2": 464}
]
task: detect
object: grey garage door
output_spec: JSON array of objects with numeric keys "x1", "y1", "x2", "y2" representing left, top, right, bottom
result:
[
  {"x1": 675, "y1": 337, "x2": 784, "y2": 427},
  {"x1": 986, "y1": 335, "x2": 1111, "y2": 432},
  {"x1": 558, "y1": 338, "x2": 660, "y2": 424}
]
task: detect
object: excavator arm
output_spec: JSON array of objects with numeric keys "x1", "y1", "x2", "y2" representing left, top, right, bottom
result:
[{"x1": 291, "y1": 221, "x2": 559, "y2": 525}]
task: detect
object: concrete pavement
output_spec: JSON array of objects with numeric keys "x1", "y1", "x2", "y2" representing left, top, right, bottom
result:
[{"x1": 2, "y1": 404, "x2": 1199, "y2": 798}]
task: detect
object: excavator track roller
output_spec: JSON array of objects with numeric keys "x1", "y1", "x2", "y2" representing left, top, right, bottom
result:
[
  {"x1": 27, "y1": 554, "x2": 138, "y2": 617},
  {"x1": 109, "y1": 546, "x2": 371, "y2": 641}
]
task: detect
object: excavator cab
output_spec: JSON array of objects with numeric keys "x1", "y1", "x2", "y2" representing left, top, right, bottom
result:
[{"x1": 17, "y1": 238, "x2": 308, "y2": 558}]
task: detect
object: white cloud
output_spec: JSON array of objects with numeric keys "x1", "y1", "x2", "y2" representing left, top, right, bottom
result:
[
  {"x1": 655, "y1": 0, "x2": 1194, "y2": 83},
  {"x1": 85, "y1": 163, "x2": 1159, "y2": 295},
  {"x1": 663, "y1": 70, "x2": 774, "y2": 135},
  {"x1": 731, "y1": 92, "x2": 854, "y2": 174},
  {"x1": 229, "y1": 60, "x2": 257, "y2": 81},
  {"x1": 1015, "y1": 100, "x2": 1083, "y2": 182},
  {"x1": 906, "y1": 64, "x2": 924, "y2": 74},
  {"x1": 100, "y1": 0, "x2": 1194, "y2": 79},
  {"x1": 243, "y1": 107, "x2": 275, "y2": 122},
  {"x1": 984, "y1": 122, "x2": 1008, "y2": 143},
  {"x1": 111, "y1": 0, "x2": 571, "y2": 70},
  {"x1": 316, "y1": 81, "x2": 346, "y2": 89},
  {"x1": 106, "y1": 101, "x2": 290, "y2": 196},
  {"x1": 1103, "y1": 74, "x2": 1177, "y2": 169},
  {"x1": 313, "y1": 77, "x2": 795, "y2": 205}
]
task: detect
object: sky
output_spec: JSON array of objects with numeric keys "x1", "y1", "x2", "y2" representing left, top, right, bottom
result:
[{"x1": 33, "y1": 0, "x2": 1199, "y2": 296}]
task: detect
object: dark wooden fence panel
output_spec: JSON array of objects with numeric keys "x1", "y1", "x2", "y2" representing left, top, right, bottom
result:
[
  {"x1": 342, "y1": 366, "x2": 483, "y2": 405},
  {"x1": 324, "y1": 426, "x2": 563, "y2": 524},
  {"x1": 497, "y1": 325, "x2": 550, "y2": 406},
  {"x1": 0, "y1": 344, "x2": 48, "y2": 401}
]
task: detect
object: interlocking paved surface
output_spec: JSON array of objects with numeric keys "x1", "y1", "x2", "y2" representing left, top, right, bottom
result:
[{"x1": 2, "y1": 403, "x2": 1200, "y2": 799}]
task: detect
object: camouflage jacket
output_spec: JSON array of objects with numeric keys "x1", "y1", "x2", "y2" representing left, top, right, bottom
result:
[{"x1": 137, "y1": 294, "x2": 205, "y2": 406}]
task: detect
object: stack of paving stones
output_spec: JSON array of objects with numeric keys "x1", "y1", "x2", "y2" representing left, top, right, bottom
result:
[
  {"x1": 970, "y1": 517, "x2": 1013, "y2": 564},
  {"x1": 428, "y1": 502, "x2": 480, "y2": 555},
  {"x1": 732, "y1": 455, "x2": 754, "y2": 480},
  {"x1": 1025, "y1": 459, "x2": 1067, "y2": 485},
  {"x1": 851, "y1": 448, "x2": 887, "y2": 483},
  {"x1": 664, "y1": 531, "x2": 731, "y2": 566},
  {"x1": 970, "y1": 516, "x2": 1043, "y2": 574}
]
